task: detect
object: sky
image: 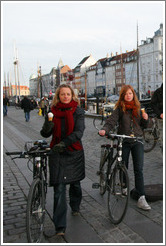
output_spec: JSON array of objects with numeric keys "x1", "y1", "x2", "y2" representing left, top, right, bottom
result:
[{"x1": 2, "y1": 1, "x2": 165, "y2": 87}]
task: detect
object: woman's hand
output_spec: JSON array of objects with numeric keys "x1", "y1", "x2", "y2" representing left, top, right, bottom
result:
[
  {"x1": 98, "y1": 130, "x2": 106, "y2": 136},
  {"x1": 142, "y1": 112, "x2": 148, "y2": 120}
]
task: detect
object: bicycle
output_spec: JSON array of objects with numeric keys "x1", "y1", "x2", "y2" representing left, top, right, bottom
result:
[
  {"x1": 92, "y1": 119, "x2": 137, "y2": 224},
  {"x1": 6, "y1": 139, "x2": 51, "y2": 243},
  {"x1": 15, "y1": 102, "x2": 21, "y2": 109},
  {"x1": 143, "y1": 114, "x2": 160, "y2": 153}
]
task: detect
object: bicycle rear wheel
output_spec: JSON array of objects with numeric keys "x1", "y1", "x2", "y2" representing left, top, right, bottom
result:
[
  {"x1": 26, "y1": 178, "x2": 45, "y2": 243},
  {"x1": 108, "y1": 165, "x2": 129, "y2": 224},
  {"x1": 143, "y1": 129, "x2": 157, "y2": 153},
  {"x1": 99, "y1": 147, "x2": 108, "y2": 195}
]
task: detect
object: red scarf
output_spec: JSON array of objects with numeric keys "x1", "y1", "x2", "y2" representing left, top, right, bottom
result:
[
  {"x1": 50, "y1": 100, "x2": 83, "y2": 151},
  {"x1": 124, "y1": 101, "x2": 139, "y2": 120}
]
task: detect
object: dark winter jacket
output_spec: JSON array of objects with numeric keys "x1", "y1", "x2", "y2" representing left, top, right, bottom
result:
[
  {"x1": 40, "y1": 106, "x2": 85, "y2": 185},
  {"x1": 3, "y1": 97, "x2": 9, "y2": 106},
  {"x1": 151, "y1": 84, "x2": 163, "y2": 118},
  {"x1": 21, "y1": 97, "x2": 32, "y2": 113},
  {"x1": 102, "y1": 107, "x2": 148, "y2": 140}
]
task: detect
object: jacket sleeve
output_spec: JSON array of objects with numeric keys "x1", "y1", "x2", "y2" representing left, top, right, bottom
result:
[
  {"x1": 101, "y1": 107, "x2": 120, "y2": 134},
  {"x1": 40, "y1": 117, "x2": 54, "y2": 138},
  {"x1": 62, "y1": 107, "x2": 85, "y2": 147},
  {"x1": 140, "y1": 115, "x2": 149, "y2": 129}
]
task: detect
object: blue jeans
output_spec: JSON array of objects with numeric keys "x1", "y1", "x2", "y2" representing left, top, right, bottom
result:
[
  {"x1": 3, "y1": 105, "x2": 8, "y2": 116},
  {"x1": 25, "y1": 112, "x2": 30, "y2": 122},
  {"x1": 122, "y1": 140, "x2": 145, "y2": 197},
  {"x1": 53, "y1": 181, "x2": 82, "y2": 229}
]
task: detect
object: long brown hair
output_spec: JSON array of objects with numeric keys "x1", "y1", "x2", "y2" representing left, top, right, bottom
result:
[
  {"x1": 51, "y1": 84, "x2": 79, "y2": 106},
  {"x1": 115, "y1": 85, "x2": 140, "y2": 113}
]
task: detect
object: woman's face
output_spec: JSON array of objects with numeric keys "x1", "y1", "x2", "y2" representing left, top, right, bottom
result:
[
  {"x1": 59, "y1": 87, "x2": 72, "y2": 104},
  {"x1": 124, "y1": 89, "x2": 134, "y2": 102}
]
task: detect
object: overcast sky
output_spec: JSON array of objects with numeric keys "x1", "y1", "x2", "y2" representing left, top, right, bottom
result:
[{"x1": 2, "y1": 1, "x2": 164, "y2": 86}]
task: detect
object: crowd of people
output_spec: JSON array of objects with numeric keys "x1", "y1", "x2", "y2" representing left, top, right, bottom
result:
[{"x1": 3, "y1": 83, "x2": 163, "y2": 237}]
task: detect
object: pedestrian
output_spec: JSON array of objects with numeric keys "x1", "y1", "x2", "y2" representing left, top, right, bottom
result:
[
  {"x1": 99, "y1": 84, "x2": 151, "y2": 211},
  {"x1": 151, "y1": 83, "x2": 163, "y2": 150},
  {"x1": 21, "y1": 96, "x2": 32, "y2": 122},
  {"x1": 44, "y1": 97, "x2": 50, "y2": 115},
  {"x1": 39, "y1": 97, "x2": 45, "y2": 116},
  {"x1": 39, "y1": 97, "x2": 49, "y2": 116},
  {"x1": 40, "y1": 84, "x2": 85, "y2": 236},
  {"x1": 3, "y1": 94, "x2": 9, "y2": 116}
]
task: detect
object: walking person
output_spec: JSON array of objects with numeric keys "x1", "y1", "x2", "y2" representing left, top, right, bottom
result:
[
  {"x1": 99, "y1": 85, "x2": 151, "y2": 210},
  {"x1": 3, "y1": 94, "x2": 9, "y2": 116},
  {"x1": 39, "y1": 97, "x2": 45, "y2": 116},
  {"x1": 40, "y1": 84, "x2": 85, "y2": 236},
  {"x1": 151, "y1": 83, "x2": 163, "y2": 151},
  {"x1": 21, "y1": 96, "x2": 32, "y2": 122}
]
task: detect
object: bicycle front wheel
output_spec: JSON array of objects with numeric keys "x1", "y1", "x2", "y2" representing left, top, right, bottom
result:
[
  {"x1": 143, "y1": 129, "x2": 157, "y2": 153},
  {"x1": 108, "y1": 165, "x2": 129, "y2": 224},
  {"x1": 26, "y1": 178, "x2": 45, "y2": 243}
]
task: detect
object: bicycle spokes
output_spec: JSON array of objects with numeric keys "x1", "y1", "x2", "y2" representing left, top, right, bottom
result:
[{"x1": 108, "y1": 167, "x2": 129, "y2": 224}]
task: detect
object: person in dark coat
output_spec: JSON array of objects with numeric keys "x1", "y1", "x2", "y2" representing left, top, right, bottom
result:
[
  {"x1": 151, "y1": 83, "x2": 163, "y2": 150},
  {"x1": 151, "y1": 83, "x2": 163, "y2": 119},
  {"x1": 40, "y1": 84, "x2": 85, "y2": 236},
  {"x1": 3, "y1": 94, "x2": 9, "y2": 116},
  {"x1": 21, "y1": 96, "x2": 32, "y2": 122},
  {"x1": 99, "y1": 85, "x2": 151, "y2": 211}
]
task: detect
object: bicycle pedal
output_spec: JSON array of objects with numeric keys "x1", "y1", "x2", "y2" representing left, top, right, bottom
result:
[{"x1": 92, "y1": 183, "x2": 100, "y2": 189}]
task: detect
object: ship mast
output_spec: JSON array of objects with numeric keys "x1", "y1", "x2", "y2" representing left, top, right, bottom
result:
[{"x1": 13, "y1": 42, "x2": 20, "y2": 100}]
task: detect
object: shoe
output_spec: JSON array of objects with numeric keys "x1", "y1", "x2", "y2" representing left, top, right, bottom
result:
[
  {"x1": 72, "y1": 210, "x2": 80, "y2": 216},
  {"x1": 137, "y1": 195, "x2": 151, "y2": 210},
  {"x1": 56, "y1": 227, "x2": 65, "y2": 236},
  {"x1": 122, "y1": 188, "x2": 127, "y2": 196}
]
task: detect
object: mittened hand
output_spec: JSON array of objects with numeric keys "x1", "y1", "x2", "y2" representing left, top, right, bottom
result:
[{"x1": 53, "y1": 141, "x2": 66, "y2": 153}]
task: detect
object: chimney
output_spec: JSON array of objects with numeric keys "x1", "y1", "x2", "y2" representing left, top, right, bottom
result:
[
  {"x1": 126, "y1": 50, "x2": 128, "y2": 53},
  {"x1": 111, "y1": 52, "x2": 114, "y2": 57},
  {"x1": 116, "y1": 52, "x2": 118, "y2": 56}
]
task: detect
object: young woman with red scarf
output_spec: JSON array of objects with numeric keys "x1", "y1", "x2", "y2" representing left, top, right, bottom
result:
[
  {"x1": 40, "y1": 84, "x2": 85, "y2": 236},
  {"x1": 99, "y1": 85, "x2": 151, "y2": 211}
]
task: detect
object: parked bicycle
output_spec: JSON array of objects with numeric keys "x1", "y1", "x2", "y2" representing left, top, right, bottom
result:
[
  {"x1": 92, "y1": 119, "x2": 138, "y2": 224},
  {"x1": 143, "y1": 114, "x2": 160, "y2": 153},
  {"x1": 15, "y1": 102, "x2": 21, "y2": 109},
  {"x1": 6, "y1": 139, "x2": 51, "y2": 243}
]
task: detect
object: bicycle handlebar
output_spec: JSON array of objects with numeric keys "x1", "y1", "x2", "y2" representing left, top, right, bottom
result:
[
  {"x1": 6, "y1": 151, "x2": 24, "y2": 156},
  {"x1": 6, "y1": 147, "x2": 51, "y2": 159}
]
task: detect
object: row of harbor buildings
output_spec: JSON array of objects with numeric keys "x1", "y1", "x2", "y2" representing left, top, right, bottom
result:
[{"x1": 4, "y1": 24, "x2": 163, "y2": 103}]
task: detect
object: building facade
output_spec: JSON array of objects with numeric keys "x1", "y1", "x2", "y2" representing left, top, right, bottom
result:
[{"x1": 139, "y1": 23, "x2": 163, "y2": 96}]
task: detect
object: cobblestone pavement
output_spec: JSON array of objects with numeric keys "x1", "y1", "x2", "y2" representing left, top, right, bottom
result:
[{"x1": 3, "y1": 107, "x2": 164, "y2": 244}]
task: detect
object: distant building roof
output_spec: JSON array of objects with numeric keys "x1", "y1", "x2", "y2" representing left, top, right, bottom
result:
[
  {"x1": 29, "y1": 74, "x2": 37, "y2": 80},
  {"x1": 74, "y1": 55, "x2": 90, "y2": 70},
  {"x1": 60, "y1": 65, "x2": 71, "y2": 74}
]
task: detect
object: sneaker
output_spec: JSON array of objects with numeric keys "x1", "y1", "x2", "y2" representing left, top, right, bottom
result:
[
  {"x1": 72, "y1": 210, "x2": 80, "y2": 216},
  {"x1": 56, "y1": 227, "x2": 65, "y2": 236},
  {"x1": 122, "y1": 188, "x2": 127, "y2": 196},
  {"x1": 137, "y1": 195, "x2": 151, "y2": 210}
]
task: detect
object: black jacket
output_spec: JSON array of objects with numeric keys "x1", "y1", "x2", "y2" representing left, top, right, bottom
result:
[
  {"x1": 40, "y1": 106, "x2": 85, "y2": 185},
  {"x1": 102, "y1": 107, "x2": 148, "y2": 139},
  {"x1": 21, "y1": 97, "x2": 32, "y2": 112},
  {"x1": 151, "y1": 84, "x2": 163, "y2": 118}
]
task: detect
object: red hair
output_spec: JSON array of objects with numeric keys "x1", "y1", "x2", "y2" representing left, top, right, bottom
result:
[{"x1": 115, "y1": 85, "x2": 140, "y2": 114}]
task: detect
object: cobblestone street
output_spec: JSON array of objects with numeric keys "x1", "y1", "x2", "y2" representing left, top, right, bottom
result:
[{"x1": 3, "y1": 107, "x2": 164, "y2": 244}]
